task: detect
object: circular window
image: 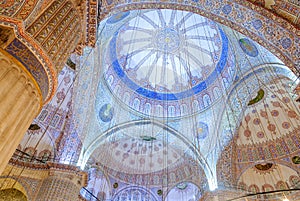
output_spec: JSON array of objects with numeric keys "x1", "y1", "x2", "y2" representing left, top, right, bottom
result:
[{"x1": 292, "y1": 156, "x2": 300, "y2": 164}]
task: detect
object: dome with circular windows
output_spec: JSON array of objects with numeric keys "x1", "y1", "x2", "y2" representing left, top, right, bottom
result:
[{"x1": 104, "y1": 9, "x2": 235, "y2": 118}]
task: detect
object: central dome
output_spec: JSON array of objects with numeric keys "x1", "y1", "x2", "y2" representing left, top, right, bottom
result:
[
  {"x1": 104, "y1": 9, "x2": 235, "y2": 117},
  {"x1": 155, "y1": 28, "x2": 180, "y2": 52}
]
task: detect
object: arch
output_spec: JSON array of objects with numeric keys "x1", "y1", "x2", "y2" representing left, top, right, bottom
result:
[
  {"x1": 98, "y1": 1, "x2": 299, "y2": 74},
  {"x1": 38, "y1": 149, "x2": 52, "y2": 162},
  {"x1": 165, "y1": 181, "x2": 203, "y2": 201},
  {"x1": 192, "y1": 100, "x2": 199, "y2": 112},
  {"x1": 113, "y1": 185, "x2": 158, "y2": 201},
  {"x1": 262, "y1": 183, "x2": 274, "y2": 192},
  {"x1": 21, "y1": 123, "x2": 56, "y2": 162},
  {"x1": 235, "y1": 160, "x2": 300, "y2": 184},
  {"x1": 38, "y1": 109, "x2": 48, "y2": 121},
  {"x1": 233, "y1": 162, "x2": 300, "y2": 199},
  {"x1": 202, "y1": 94, "x2": 211, "y2": 108},
  {"x1": 133, "y1": 98, "x2": 140, "y2": 111},
  {"x1": 80, "y1": 167, "x2": 112, "y2": 201},
  {"x1": 168, "y1": 105, "x2": 176, "y2": 117},
  {"x1": 155, "y1": 104, "x2": 164, "y2": 116},
  {"x1": 0, "y1": 188, "x2": 27, "y2": 200},
  {"x1": 217, "y1": 138, "x2": 300, "y2": 188},
  {"x1": 289, "y1": 175, "x2": 300, "y2": 188},
  {"x1": 123, "y1": 92, "x2": 130, "y2": 104},
  {"x1": 222, "y1": 77, "x2": 229, "y2": 90},
  {"x1": 238, "y1": 181, "x2": 247, "y2": 191},
  {"x1": 0, "y1": 177, "x2": 28, "y2": 199},
  {"x1": 217, "y1": 64, "x2": 297, "y2": 154},
  {"x1": 97, "y1": 191, "x2": 106, "y2": 200},
  {"x1": 79, "y1": 119, "x2": 214, "y2": 189},
  {"x1": 0, "y1": 21, "x2": 56, "y2": 103},
  {"x1": 213, "y1": 87, "x2": 221, "y2": 100},
  {"x1": 248, "y1": 184, "x2": 259, "y2": 193},
  {"x1": 144, "y1": 102, "x2": 152, "y2": 115},
  {"x1": 23, "y1": 147, "x2": 36, "y2": 162},
  {"x1": 180, "y1": 104, "x2": 188, "y2": 116},
  {"x1": 107, "y1": 74, "x2": 114, "y2": 85},
  {"x1": 275, "y1": 180, "x2": 289, "y2": 190}
]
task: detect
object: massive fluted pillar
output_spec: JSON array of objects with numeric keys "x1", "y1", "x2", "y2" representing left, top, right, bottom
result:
[
  {"x1": 0, "y1": 50, "x2": 42, "y2": 174},
  {"x1": 0, "y1": 0, "x2": 87, "y2": 174}
]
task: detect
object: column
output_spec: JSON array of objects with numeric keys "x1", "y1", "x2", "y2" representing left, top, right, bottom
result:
[
  {"x1": 0, "y1": 50, "x2": 42, "y2": 174},
  {"x1": 0, "y1": 0, "x2": 86, "y2": 174}
]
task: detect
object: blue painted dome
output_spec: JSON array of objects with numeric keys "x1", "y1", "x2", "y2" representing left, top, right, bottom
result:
[{"x1": 104, "y1": 9, "x2": 235, "y2": 117}]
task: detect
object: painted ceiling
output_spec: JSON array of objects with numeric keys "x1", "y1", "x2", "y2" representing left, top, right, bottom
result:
[
  {"x1": 15, "y1": 6, "x2": 300, "y2": 201},
  {"x1": 103, "y1": 9, "x2": 235, "y2": 117},
  {"x1": 69, "y1": 9, "x2": 299, "y2": 195}
]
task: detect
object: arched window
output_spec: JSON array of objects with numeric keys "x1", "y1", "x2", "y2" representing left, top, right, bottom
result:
[
  {"x1": 97, "y1": 191, "x2": 106, "y2": 200},
  {"x1": 165, "y1": 182, "x2": 202, "y2": 201},
  {"x1": 168, "y1": 105, "x2": 175, "y2": 117},
  {"x1": 144, "y1": 103, "x2": 151, "y2": 115},
  {"x1": 113, "y1": 187, "x2": 157, "y2": 201},
  {"x1": 38, "y1": 110, "x2": 48, "y2": 121},
  {"x1": 289, "y1": 175, "x2": 300, "y2": 188},
  {"x1": 23, "y1": 147, "x2": 36, "y2": 162},
  {"x1": 213, "y1": 87, "x2": 221, "y2": 99},
  {"x1": 38, "y1": 150, "x2": 52, "y2": 162},
  {"x1": 276, "y1": 181, "x2": 288, "y2": 190},
  {"x1": 133, "y1": 98, "x2": 140, "y2": 110},
  {"x1": 238, "y1": 182, "x2": 247, "y2": 191},
  {"x1": 248, "y1": 184, "x2": 259, "y2": 193},
  {"x1": 203, "y1": 94, "x2": 211, "y2": 108}
]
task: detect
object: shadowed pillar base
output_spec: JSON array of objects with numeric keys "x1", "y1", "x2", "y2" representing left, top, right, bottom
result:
[{"x1": 35, "y1": 163, "x2": 87, "y2": 201}]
